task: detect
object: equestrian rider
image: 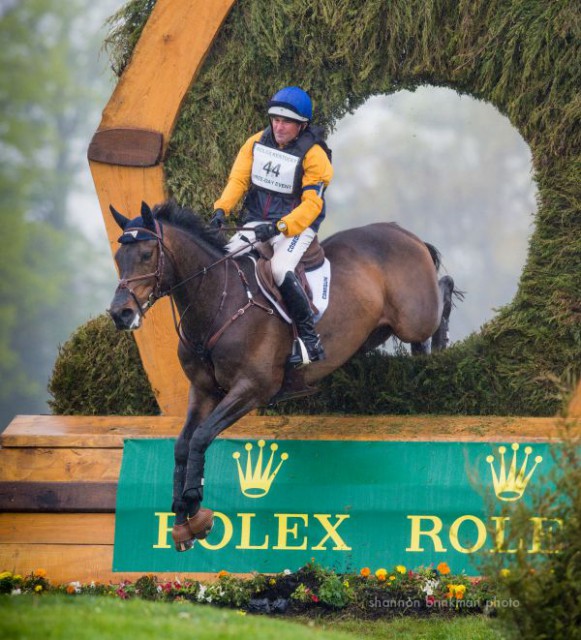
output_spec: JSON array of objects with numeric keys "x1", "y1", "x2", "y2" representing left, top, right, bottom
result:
[{"x1": 211, "y1": 86, "x2": 333, "y2": 367}]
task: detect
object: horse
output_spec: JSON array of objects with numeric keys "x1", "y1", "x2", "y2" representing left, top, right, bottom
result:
[{"x1": 108, "y1": 200, "x2": 458, "y2": 551}]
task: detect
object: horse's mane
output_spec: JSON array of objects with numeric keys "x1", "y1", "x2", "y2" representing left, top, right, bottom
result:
[{"x1": 153, "y1": 200, "x2": 227, "y2": 255}]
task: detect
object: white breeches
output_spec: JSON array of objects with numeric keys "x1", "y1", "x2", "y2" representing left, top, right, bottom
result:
[{"x1": 226, "y1": 221, "x2": 316, "y2": 286}]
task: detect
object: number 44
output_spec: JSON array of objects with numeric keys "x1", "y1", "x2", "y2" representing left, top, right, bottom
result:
[{"x1": 263, "y1": 161, "x2": 281, "y2": 177}]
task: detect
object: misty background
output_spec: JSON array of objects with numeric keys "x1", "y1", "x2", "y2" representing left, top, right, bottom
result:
[{"x1": 0, "y1": 0, "x2": 537, "y2": 430}]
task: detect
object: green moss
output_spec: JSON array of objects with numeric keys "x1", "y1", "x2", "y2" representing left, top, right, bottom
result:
[
  {"x1": 80, "y1": 0, "x2": 581, "y2": 416},
  {"x1": 48, "y1": 314, "x2": 158, "y2": 415}
]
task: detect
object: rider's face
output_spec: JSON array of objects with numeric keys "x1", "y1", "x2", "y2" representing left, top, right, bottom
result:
[{"x1": 271, "y1": 116, "x2": 303, "y2": 146}]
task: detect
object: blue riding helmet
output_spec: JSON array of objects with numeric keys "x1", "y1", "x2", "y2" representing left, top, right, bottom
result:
[{"x1": 268, "y1": 86, "x2": 312, "y2": 122}]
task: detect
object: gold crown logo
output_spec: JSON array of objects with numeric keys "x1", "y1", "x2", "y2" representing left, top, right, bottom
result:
[
  {"x1": 486, "y1": 443, "x2": 543, "y2": 502},
  {"x1": 232, "y1": 440, "x2": 288, "y2": 498}
]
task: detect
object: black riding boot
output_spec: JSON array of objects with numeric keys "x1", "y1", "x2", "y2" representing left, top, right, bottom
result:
[{"x1": 279, "y1": 272, "x2": 325, "y2": 367}]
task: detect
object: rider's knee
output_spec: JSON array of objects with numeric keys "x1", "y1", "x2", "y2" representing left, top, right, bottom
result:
[{"x1": 271, "y1": 263, "x2": 292, "y2": 287}]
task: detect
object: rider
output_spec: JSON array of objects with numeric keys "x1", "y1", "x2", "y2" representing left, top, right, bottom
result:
[{"x1": 211, "y1": 86, "x2": 333, "y2": 367}]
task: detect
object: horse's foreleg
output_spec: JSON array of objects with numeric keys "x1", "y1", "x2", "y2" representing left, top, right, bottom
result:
[
  {"x1": 171, "y1": 383, "x2": 221, "y2": 552},
  {"x1": 173, "y1": 386, "x2": 259, "y2": 550}
]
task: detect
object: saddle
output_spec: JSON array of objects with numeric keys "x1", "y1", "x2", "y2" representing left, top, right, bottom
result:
[{"x1": 254, "y1": 236, "x2": 325, "y2": 315}]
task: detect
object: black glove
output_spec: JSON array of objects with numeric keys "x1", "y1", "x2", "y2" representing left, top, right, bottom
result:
[
  {"x1": 210, "y1": 208, "x2": 226, "y2": 229},
  {"x1": 254, "y1": 222, "x2": 279, "y2": 242}
]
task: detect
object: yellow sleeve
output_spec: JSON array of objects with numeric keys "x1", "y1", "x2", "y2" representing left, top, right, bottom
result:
[
  {"x1": 279, "y1": 144, "x2": 334, "y2": 236},
  {"x1": 213, "y1": 131, "x2": 263, "y2": 215}
]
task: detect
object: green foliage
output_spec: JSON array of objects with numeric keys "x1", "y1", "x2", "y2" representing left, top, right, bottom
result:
[
  {"x1": 0, "y1": 562, "x2": 502, "y2": 620},
  {"x1": 479, "y1": 420, "x2": 581, "y2": 640},
  {"x1": 317, "y1": 573, "x2": 354, "y2": 609},
  {"x1": 87, "y1": 0, "x2": 581, "y2": 416},
  {"x1": 48, "y1": 314, "x2": 158, "y2": 415}
]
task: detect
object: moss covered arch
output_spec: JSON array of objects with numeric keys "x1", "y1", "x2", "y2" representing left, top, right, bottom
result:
[{"x1": 99, "y1": 0, "x2": 580, "y2": 415}]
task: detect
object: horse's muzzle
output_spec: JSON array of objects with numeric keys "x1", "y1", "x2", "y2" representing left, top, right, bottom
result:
[{"x1": 108, "y1": 290, "x2": 143, "y2": 331}]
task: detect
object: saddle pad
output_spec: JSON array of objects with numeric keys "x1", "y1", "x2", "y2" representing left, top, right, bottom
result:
[{"x1": 249, "y1": 256, "x2": 331, "y2": 324}]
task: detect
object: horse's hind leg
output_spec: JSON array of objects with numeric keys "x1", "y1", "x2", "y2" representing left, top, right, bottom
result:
[
  {"x1": 431, "y1": 275, "x2": 455, "y2": 351},
  {"x1": 411, "y1": 339, "x2": 431, "y2": 355}
]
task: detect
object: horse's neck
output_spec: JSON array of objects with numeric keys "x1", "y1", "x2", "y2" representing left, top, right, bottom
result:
[{"x1": 164, "y1": 229, "x2": 225, "y2": 322}]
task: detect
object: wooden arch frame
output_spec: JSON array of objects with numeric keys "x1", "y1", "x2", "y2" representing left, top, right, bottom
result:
[
  {"x1": 89, "y1": 0, "x2": 581, "y2": 418},
  {"x1": 89, "y1": 0, "x2": 237, "y2": 415}
]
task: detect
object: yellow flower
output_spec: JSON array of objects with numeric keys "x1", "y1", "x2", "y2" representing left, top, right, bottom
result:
[
  {"x1": 395, "y1": 565, "x2": 406, "y2": 574},
  {"x1": 500, "y1": 568, "x2": 511, "y2": 578},
  {"x1": 343, "y1": 580, "x2": 350, "y2": 588},
  {"x1": 437, "y1": 562, "x2": 451, "y2": 575},
  {"x1": 35, "y1": 569, "x2": 47, "y2": 578},
  {"x1": 237, "y1": 610, "x2": 246, "y2": 616},
  {"x1": 375, "y1": 568, "x2": 387, "y2": 581},
  {"x1": 0, "y1": 571, "x2": 12, "y2": 580},
  {"x1": 217, "y1": 570, "x2": 229, "y2": 578},
  {"x1": 360, "y1": 567, "x2": 371, "y2": 577},
  {"x1": 447, "y1": 584, "x2": 466, "y2": 599},
  {"x1": 34, "y1": 585, "x2": 43, "y2": 592},
  {"x1": 269, "y1": 578, "x2": 276, "y2": 586},
  {"x1": 389, "y1": 575, "x2": 396, "y2": 581}
]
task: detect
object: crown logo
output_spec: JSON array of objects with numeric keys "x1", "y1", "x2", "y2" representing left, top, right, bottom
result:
[
  {"x1": 486, "y1": 443, "x2": 543, "y2": 502},
  {"x1": 232, "y1": 440, "x2": 289, "y2": 498}
]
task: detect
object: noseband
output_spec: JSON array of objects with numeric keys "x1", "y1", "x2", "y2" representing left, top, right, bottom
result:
[{"x1": 116, "y1": 221, "x2": 166, "y2": 318}]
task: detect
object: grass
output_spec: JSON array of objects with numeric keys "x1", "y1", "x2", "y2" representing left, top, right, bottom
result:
[{"x1": 0, "y1": 595, "x2": 505, "y2": 640}]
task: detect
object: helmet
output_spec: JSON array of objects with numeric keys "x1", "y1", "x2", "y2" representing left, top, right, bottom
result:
[{"x1": 268, "y1": 86, "x2": 312, "y2": 122}]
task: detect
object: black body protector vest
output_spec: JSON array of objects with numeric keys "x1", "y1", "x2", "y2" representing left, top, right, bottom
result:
[{"x1": 242, "y1": 125, "x2": 330, "y2": 231}]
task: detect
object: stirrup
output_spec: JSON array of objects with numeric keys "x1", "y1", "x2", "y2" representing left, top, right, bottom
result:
[{"x1": 288, "y1": 337, "x2": 325, "y2": 368}]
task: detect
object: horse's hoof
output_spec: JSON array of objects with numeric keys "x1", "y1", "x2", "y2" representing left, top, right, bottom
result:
[
  {"x1": 172, "y1": 522, "x2": 195, "y2": 552},
  {"x1": 187, "y1": 507, "x2": 214, "y2": 540},
  {"x1": 175, "y1": 538, "x2": 195, "y2": 552}
]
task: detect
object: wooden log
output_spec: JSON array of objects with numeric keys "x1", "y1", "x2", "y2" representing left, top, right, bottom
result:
[
  {"x1": 0, "y1": 414, "x2": 565, "y2": 450},
  {"x1": 0, "y1": 542, "x2": 223, "y2": 585},
  {"x1": 0, "y1": 448, "x2": 122, "y2": 483},
  {"x1": 0, "y1": 514, "x2": 114, "y2": 545},
  {"x1": 0, "y1": 482, "x2": 116, "y2": 513}
]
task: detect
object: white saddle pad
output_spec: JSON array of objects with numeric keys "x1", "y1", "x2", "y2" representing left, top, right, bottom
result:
[{"x1": 248, "y1": 256, "x2": 331, "y2": 324}]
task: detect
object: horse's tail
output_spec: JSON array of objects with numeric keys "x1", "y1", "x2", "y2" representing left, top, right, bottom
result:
[
  {"x1": 424, "y1": 242, "x2": 442, "y2": 271},
  {"x1": 425, "y1": 242, "x2": 465, "y2": 306}
]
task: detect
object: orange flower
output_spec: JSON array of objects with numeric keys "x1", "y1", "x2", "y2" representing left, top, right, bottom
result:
[
  {"x1": 437, "y1": 562, "x2": 451, "y2": 575},
  {"x1": 35, "y1": 569, "x2": 47, "y2": 578},
  {"x1": 446, "y1": 584, "x2": 466, "y2": 599},
  {"x1": 217, "y1": 570, "x2": 229, "y2": 578},
  {"x1": 375, "y1": 568, "x2": 387, "y2": 581},
  {"x1": 66, "y1": 585, "x2": 76, "y2": 594},
  {"x1": 360, "y1": 567, "x2": 371, "y2": 577}
]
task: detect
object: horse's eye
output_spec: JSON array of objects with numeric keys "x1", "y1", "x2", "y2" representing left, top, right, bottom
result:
[{"x1": 141, "y1": 250, "x2": 153, "y2": 262}]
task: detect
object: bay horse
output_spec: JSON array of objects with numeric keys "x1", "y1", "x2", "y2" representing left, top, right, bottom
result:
[{"x1": 108, "y1": 200, "x2": 457, "y2": 551}]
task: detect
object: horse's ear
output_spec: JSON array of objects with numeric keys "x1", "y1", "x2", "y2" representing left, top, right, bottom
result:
[
  {"x1": 141, "y1": 201, "x2": 156, "y2": 231},
  {"x1": 109, "y1": 204, "x2": 130, "y2": 230}
]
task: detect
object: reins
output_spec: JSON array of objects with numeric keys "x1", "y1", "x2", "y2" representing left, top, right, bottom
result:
[{"x1": 115, "y1": 222, "x2": 274, "y2": 354}]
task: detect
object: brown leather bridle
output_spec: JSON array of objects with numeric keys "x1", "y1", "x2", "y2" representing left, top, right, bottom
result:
[{"x1": 113, "y1": 221, "x2": 274, "y2": 351}]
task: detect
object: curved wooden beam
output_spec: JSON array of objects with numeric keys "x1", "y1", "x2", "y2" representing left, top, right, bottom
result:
[{"x1": 88, "y1": 0, "x2": 237, "y2": 415}]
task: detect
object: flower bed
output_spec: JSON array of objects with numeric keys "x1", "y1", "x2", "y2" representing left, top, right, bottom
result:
[{"x1": 0, "y1": 561, "x2": 505, "y2": 619}]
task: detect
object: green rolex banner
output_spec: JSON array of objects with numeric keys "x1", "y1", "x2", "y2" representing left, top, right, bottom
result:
[{"x1": 113, "y1": 438, "x2": 557, "y2": 574}]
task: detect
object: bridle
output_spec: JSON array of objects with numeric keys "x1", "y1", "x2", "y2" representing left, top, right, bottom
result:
[
  {"x1": 115, "y1": 220, "x2": 167, "y2": 318},
  {"x1": 114, "y1": 221, "x2": 274, "y2": 351}
]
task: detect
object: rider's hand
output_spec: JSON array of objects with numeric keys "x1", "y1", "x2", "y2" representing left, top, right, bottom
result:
[
  {"x1": 210, "y1": 209, "x2": 226, "y2": 229},
  {"x1": 254, "y1": 222, "x2": 279, "y2": 242}
]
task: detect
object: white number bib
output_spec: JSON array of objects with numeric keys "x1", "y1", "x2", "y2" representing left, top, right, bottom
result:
[{"x1": 251, "y1": 143, "x2": 301, "y2": 195}]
